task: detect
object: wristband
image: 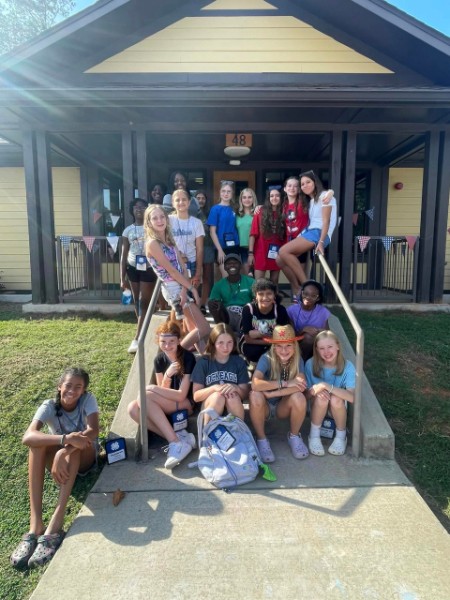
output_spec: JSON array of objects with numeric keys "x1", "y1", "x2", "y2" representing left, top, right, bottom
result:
[
  {"x1": 60, "y1": 434, "x2": 66, "y2": 447},
  {"x1": 248, "y1": 251, "x2": 254, "y2": 254}
]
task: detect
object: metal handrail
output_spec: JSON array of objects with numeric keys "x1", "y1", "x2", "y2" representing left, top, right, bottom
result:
[
  {"x1": 137, "y1": 278, "x2": 162, "y2": 462},
  {"x1": 317, "y1": 253, "x2": 364, "y2": 458}
]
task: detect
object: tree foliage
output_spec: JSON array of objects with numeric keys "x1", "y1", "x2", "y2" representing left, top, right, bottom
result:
[{"x1": 0, "y1": 0, "x2": 75, "y2": 55}]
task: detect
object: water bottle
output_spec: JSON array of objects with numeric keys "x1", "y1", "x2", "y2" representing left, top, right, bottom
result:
[{"x1": 121, "y1": 289, "x2": 132, "y2": 305}]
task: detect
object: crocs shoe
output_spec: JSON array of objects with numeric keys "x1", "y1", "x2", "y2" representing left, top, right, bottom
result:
[
  {"x1": 287, "y1": 434, "x2": 309, "y2": 460},
  {"x1": 308, "y1": 436, "x2": 325, "y2": 456},
  {"x1": 328, "y1": 436, "x2": 347, "y2": 456},
  {"x1": 257, "y1": 439, "x2": 275, "y2": 463},
  {"x1": 28, "y1": 531, "x2": 65, "y2": 568},
  {"x1": 10, "y1": 533, "x2": 38, "y2": 570}
]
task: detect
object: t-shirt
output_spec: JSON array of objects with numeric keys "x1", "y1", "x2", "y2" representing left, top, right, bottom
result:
[
  {"x1": 122, "y1": 224, "x2": 146, "y2": 267},
  {"x1": 287, "y1": 304, "x2": 331, "y2": 333},
  {"x1": 283, "y1": 201, "x2": 309, "y2": 242},
  {"x1": 236, "y1": 214, "x2": 253, "y2": 248},
  {"x1": 304, "y1": 359, "x2": 356, "y2": 390},
  {"x1": 191, "y1": 354, "x2": 249, "y2": 387},
  {"x1": 308, "y1": 193, "x2": 337, "y2": 240},
  {"x1": 169, "y1": 215, "x2": 205, "y2": 263},
  {"x1": 33, "y1": 392, "x2": 99, "y2": 435},
  {"x1": 209, "y1": 275, "x2": 254, "y2": 308},
  {"x1": 154, "y1": 350, "x2": 196, "y2": 392},
  {"x1": 256, "y1": 353, "x2": 305, "y2": 379},
  {"x1": 207, "y1": 204, "x2": 239, "y2": 249},
  {"x1": 241, "y1": 302, "x2": 290, "y2": 337}
]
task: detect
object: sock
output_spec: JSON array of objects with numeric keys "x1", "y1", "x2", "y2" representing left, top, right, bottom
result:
[
  {"x1": 310, "y1": 423, "x2": 321, "y2": 438},
  {"x1": 335, "y1": 428, "x2": 347, "y2": 440},
  {"x1": 289, "y1": 432, "x2": 299, "y2": 438}
]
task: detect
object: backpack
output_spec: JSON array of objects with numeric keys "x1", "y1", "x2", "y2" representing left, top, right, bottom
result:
[{"x1": 193, "y1": 408, "x2": 263, "y2": 490}]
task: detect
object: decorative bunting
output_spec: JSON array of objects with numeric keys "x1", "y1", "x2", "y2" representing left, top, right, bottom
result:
[
  {"x1": 111, "y1": 215, "x2": 120, "y2": 228},
  {"x1": 352, "y1": 213, "x2": 359, "y2": 226},
  {"x1": 382, "y1": 236, "x2": 395, "y2": 252},
  {"x1": 93, "y1": 210, "x2": 102, "y2": 224},
  {"x1": 357, "y1": 236, "x2": 370, "y2": 252},
  {"x1": 60, "y1": 235, "x2": 72, "y2": 252},
  {"x1": 365, "y1": 207, "x2": 375, "y2": 221},
  {"x1": 405, "y1": 235, "x2": 418, "y2": 251},
  {"x1": 107, "y1": 235, "x2": 119, "y2": 254},
  {"x1": 83, "y1": 236, "x2": 96, "y2": 252}
]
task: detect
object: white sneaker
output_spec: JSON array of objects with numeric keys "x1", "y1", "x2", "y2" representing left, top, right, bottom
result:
[
  {"x1": 164, "y1": 440, "x2": 193, "y2": 469},
  {"x1": 127, "y1": 339, "x2": 139, "y2": 353},
  {"x1": 177, "y1": 430, "x2": 197, "y2": 449}
]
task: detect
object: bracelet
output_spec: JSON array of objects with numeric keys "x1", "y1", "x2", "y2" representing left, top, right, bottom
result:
[
  {"x1": 329, "y1": 384, "x2": 334, "y2": 394},
  {"x1": 248, "y1": 251, "x2": 254, "y2": 255},
  {"x1": 60, "y1": 434, "x2": 66, "y2": 447},
  {"x1": 165, "y1": 372, "x2": 173, "y2": 379}
]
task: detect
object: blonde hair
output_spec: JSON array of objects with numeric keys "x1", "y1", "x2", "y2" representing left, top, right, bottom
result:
[
  {"x1": 267, "y1": 325, "x2": 301, "y2": 382},
  {"x1": 143, "y1": 204, "x2": 176, "y2": 247},
  {"x1": 312, "y1": 330, "x2": 345, "y2": 377},
  {"x1": 238, "y1": 188, "x2": 257, "y2": 217},
  {"x1": 204, "y1": 323, "x2": 237, "y2": 359}
]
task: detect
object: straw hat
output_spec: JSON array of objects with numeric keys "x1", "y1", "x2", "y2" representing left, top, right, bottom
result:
[{"x1": 263, "y1": 324, "x2": 304, "y2": 344}]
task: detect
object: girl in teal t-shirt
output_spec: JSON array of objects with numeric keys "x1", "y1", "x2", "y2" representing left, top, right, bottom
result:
[{"x1": 236, "y1": 188, "x2": 256, "y2": 273}]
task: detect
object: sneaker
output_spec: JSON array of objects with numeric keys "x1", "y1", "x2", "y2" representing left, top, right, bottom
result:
[
  {"x1": 177, "y1": 430, "x2": 197, "y2": 449},
  {"x1": 28, "y1": 531, "x2": 65, "y2": 568},
  {"x1": 257, "y1": 439, "x2": 275, "y2": 463},
  {"x1": 164, "y1": 440, "x2": 193, "y2": 469},
  {"x1": 308, "y1": 436, "x2": 325, "y2": 456},
  {"x1": 127, "y1": 339, "x2": 138, "y2": 353},
  {"x1": 287, "y1": 434, "x2": 309, "y2": 459},
  {"x1": 328, "y1": 436, "x2": 347, "y2": 456}
]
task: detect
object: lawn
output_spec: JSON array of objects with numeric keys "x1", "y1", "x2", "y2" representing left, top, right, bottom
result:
[{"x1": 0, "y1": 303, "x2": 136, "y2": 600}]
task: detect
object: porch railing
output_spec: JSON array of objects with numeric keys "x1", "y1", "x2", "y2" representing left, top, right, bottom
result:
[
  {"x1": 56, "y1": 236, "x2": 123, "y2": 303},
  {"x1": 351, "y1": 236, "x2": 419, "y2": 303}
]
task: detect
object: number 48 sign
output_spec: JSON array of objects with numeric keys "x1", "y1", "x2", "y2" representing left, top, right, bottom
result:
[{"x1": 225, "y1": 133, "x2": 253, "y2": 147}]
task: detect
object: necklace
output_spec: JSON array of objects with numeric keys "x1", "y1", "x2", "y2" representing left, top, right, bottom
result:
[{"x1": 280, "y1": 359, "x2": 292, "y2": 382}]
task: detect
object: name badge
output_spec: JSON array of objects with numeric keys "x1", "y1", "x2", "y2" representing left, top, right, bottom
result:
[
  {"x1": 208, "y1": 424, "x2": 236, "y2": 451},
  {"x1": 171, "y1": 409, "x2": 188, "y2": 432},
  {"x1": 267, "y1": 244, "x2": 279, "y2": 260},
  {"x1": 224, "y1": 233, "x2": 236, "y2": 247},
  {"x1": 135, "y1": 255, "x2": 147, "y2": 271}
]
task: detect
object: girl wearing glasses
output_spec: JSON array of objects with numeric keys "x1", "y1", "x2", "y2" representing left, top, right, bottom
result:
[
  {"x1": 287, "y1": 280, "x2": 330, "y2": 361},
  {"x1": 207, "y1": 181, "x2": 240, "y2": 278}
]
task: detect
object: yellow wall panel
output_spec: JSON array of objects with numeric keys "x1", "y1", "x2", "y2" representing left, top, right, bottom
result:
[
  {"x1": 87, "y1": 16, "x2": 392, "y2": 74},
  {"x1": 203, "y1": 0, "x2": 277, "y2": 9},
  {"x1": 386, "y1": 168, "x2": 423, "y2": 236},
  {"x1": 53, "y1": 168, "x2": 82, "y2": 237}
]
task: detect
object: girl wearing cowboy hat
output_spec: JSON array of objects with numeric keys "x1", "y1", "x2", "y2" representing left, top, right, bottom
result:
[{"x1": 249, "y1": 324, "x2": 308, "y2": 463}]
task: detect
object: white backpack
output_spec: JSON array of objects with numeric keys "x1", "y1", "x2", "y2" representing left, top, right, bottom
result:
[{"x1": 193, "y1": 408, "x2": 263, "y2": 490}]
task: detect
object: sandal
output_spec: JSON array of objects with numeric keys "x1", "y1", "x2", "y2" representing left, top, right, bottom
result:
[
  {"x1": 328, "y1": 436, "x2": 347, "y2": 456},
  {"x1": 10, "y1": 533, "x2": 38, "y2": 569},
  {"x1": 28, "y1": 531, "x2": 65, "y2": 568},
  {"x1": 308, "y1": 436, "x2": 325, "y2": 456}
]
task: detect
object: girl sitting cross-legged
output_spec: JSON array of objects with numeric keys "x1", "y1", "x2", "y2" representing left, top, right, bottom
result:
[
  {"x1": 128, "y1": 321, "x2": 197, "y2": 470},
  {"x1": 249, "y1": 325, "x2": 308, "y2": 463},
  {"x1": 10, "y1": 368, "x2": 99, "y2": 570},
  {"x1": 305, "y1": 330, "x2": 355, "y2": 457}
]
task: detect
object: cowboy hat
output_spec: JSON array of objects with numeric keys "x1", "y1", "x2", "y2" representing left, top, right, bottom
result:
[{"x1": 263, "y1": 324, "x2": 304, "y2": 344}]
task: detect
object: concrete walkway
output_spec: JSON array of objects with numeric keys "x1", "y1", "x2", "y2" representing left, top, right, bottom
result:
[{"x1": 30, "y1": 431, "x2": 449, "y2": 600}]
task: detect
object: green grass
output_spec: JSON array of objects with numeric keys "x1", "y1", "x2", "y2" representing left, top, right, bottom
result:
[
  {"x1": 335, "y1": 308, "x2": 450, "y2": 527},
  {"x1": 0, "y1": 304, "x2": 136, "y2": 600}
]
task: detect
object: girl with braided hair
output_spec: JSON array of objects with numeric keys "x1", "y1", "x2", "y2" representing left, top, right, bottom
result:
[
  {"x1": 128, "y1": 321, "x2": 197, "y2": 470},
  {"x1": 10, "y1": 368, "x2": 99, "y2": 569}
]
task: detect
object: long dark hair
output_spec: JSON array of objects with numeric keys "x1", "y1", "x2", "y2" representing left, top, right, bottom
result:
[
  {"x1": 55, "y1": 367, "x2": 89, "y2": 416},
  {"x1": 299, "y1": 170, "x2": 324, "y2": 203},
  {"x1": 261, "y1": 188, "x2": 285, "y2": 240}
]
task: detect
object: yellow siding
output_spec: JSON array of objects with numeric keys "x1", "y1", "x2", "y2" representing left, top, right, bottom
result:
[
  {"x1": 203, "y1": 0, "x2": 277, "y2": 8},
  {"x1": 87, "y1": 16, "x2": 392, "y2": 75},
  {"x1": 386, "y1": 168, "x2": 423, "y2": 236},
  {"x1": 0, "y1": 167, "x2": 81, "y2": 292}
]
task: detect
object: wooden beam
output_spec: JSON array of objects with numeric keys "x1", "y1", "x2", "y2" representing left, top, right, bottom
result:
[
  {"x1": 430, "y1": 131, "x2": 450, "y2": 302},
  {"x1": 417, "y1": 131, "x2": 440, "y2": 302},
  {"x1": 328, "y1": 130, "x2": 343, "y2": 280},
  {"x1": 136, "y1": 129, "x2": 148, "y2": 201},
  {"x1": 22, "y1": 130, "x2": 45, "y2": 303},
  {"x1": 122, "y1": 130, "x2": 134, "y2": 227},
  {"x1": 340, "y1": 131, "x2": 356, "y2": 297}
]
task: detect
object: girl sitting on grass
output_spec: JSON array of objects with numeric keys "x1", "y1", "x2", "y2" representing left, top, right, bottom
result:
[
  {"x1": 305, "y1": 330, "x2": 355, "y2": 456},
  {"x1": 128, "y1": 321, "x2": 197, "y2": 470},
  {"x1": 10, "y1": 368, "x2": 99, "y2": 570}
]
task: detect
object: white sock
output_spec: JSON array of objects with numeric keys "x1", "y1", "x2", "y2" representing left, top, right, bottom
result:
[
  {"x1": 335, "y1": 428, "x2": 346, "y2": 440},
  {"x1": 310, "y1": 423, "x2": 321, "y2": 438}
]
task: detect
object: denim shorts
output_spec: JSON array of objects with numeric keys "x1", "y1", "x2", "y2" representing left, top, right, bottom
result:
[{"x1": 300, "y1": 228, "x2": 330, "y2": 248}]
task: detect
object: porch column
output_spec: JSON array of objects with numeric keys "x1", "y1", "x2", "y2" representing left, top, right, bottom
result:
[
  {"x1": 417, "y1": 131, "x2": 440, "y2": 302},
  {"x1": 430, "y1": 131, "x2": 450, "y2": 302},
  {"x1": 122, "y1": 130, "x2": 134, "y2": 227},
  {"x1": 23, "y1": 130, "x2": 45, "y2": 303},
  {"x1": 340, "y1": 131, "x2": 356, "y2": 298},
  {"x1": 136, "y1": 130, "x2": 148, "y2": 201},
  {"x1": 329, "y1": 130, "x2": 343, "y2": 279}
]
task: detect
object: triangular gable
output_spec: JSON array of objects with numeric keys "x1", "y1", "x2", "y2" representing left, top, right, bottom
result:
[
  {"x1": 203, "y1": 0, "x2": 277, "y2": 8},
  {"x1": 87, "y1": 10, "x2": 393, "y2": 75}
]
